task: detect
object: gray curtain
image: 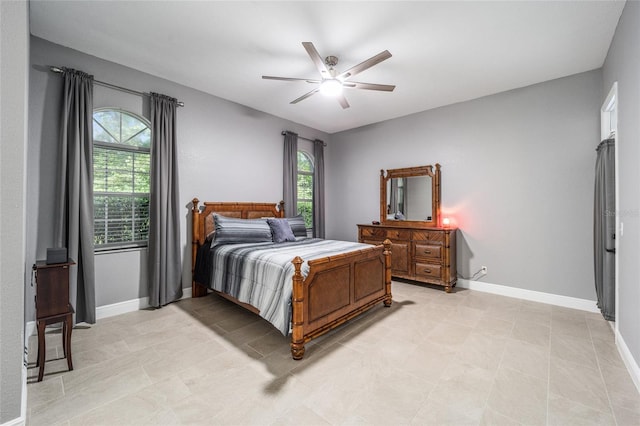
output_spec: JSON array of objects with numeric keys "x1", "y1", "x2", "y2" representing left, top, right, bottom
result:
[
  {"x1": 389, "y1": 179, "x2": 398, "y2": 216},
  {"x1": 312, "y1": 139, "x2": 325, "y2": 238},
  {"x1": 401, "y1": 177, "x2": 407, "y2": 216},
  {"x1": 54, "y1": 68, "x2": 96, "y2": 324},
  {"x1": 148, "y1": 93, "x2": 182, "y2": 308},
  {"x1": 283, "y1": 131, "x2": 298, "y2": 218},
  {"x1": 594, "y1": 138, "x2": 615, "y2": 321}
]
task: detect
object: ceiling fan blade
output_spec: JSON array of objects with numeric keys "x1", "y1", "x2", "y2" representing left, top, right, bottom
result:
[
  {"x1": 337, "y1": 93, "x2": 350, "y2": 109},
  {"x1": 290, "y1": 88, "x2": 319, "y2": 104},
  {"x1": 337, "y1": 50, "x2": 392, "y2": 80},
  {"x1": 343, "y1": 81, "x2": 396, "y2": 92},
  {"x1": 262, "y1": 76, "x2": 321, "y2": 84},
  {"x1": 302, "y1": 42, "x2": 330, "y2": 76}
]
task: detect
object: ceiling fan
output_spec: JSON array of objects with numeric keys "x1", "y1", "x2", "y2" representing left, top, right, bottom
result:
[{"x1": 262, "y1": 42, "x2": 395, "y2": 109}]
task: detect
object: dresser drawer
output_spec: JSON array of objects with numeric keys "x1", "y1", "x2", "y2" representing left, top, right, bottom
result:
[
  {"x1": 360, "y1": 227, "x2": 384, "y2": 239},
  {"x1": 385, "y1": 229, "x2": 410, "y2": 240},
  {"x1": 412, "y1": 230, "x2": 445, "y2": 243},
  {"x1": 415, "y1": 262, "x2": 442, "y2": 280},
  {"x1": 414, "y1": 244, "x2": 441, "y2": 260},
  {"x1": 360, "y1": 227, "x2": 410, "y2": 241}
]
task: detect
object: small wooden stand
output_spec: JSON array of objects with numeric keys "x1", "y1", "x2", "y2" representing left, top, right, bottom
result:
[{"x1": 33, "y1": 259, "x2": 75, "y2": 382}]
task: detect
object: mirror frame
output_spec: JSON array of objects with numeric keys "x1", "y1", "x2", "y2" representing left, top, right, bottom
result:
[{"x1": 380, "y1": 164, "x2": 441, "y2": 228}]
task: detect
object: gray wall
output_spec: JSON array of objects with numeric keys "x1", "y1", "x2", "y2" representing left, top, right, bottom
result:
[
  {"x1": 0, "y1": 1, "x2": 29, "y2": 423},
  {"x1": 327, "y1": 70, "x2": 602, "y2": 301},
  {"x1": 602, "y1": 0, "x2": 640, "y2": 374},
  {"x1": 27, "y1": 36, "x2": 330, "y2": 320}
]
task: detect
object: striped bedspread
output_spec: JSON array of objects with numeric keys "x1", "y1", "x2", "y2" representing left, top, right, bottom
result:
[{"x1": 197, "y1": 238, "x2": 373, "y2": 335}]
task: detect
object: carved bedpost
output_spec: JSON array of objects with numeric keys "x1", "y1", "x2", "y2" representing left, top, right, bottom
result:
[
  {"x1": 278, "y1": 200, "x2": 285, "y2": 218},
  {"x1": 383, "y1": 239, "x2": 393, "y2": 307},
  {"x1": 191, "y1": 198, "x2": 207, "y2": 298},
  {"x1": 291, "y1": 256, "x2": 305, "y2": 360}
]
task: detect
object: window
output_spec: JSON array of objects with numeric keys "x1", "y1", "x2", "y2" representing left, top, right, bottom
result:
[
  {"x1": 92, "y1": 108, "x2": 151, "y2": 250},
  {"x1": 297, "y1": 151, "x2": 314, "y2": 232},
  {"x1": 601, "y1": 82, "x2": 617, "y2": 140}
]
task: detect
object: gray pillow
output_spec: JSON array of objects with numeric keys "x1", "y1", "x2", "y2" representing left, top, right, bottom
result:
[
  {"x1": 213, "y1": 214, "x2": 272, "y2": 245},
  {"x1": 267, "y1": 218, "x2": 296, "y2": 243},
  {"x1": 287, "y1": 215, "x2": 307, "y2": 238}
]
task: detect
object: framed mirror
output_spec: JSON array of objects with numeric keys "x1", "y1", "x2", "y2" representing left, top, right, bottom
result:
[{"x1": 380, "y1": 164, "x2": 441, "y2": 228}]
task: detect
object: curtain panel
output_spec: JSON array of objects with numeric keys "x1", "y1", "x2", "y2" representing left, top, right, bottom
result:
[
  {"x1": 54, "y1": 68, "x2": 96, "y2": 324},
  {"x1": 283, "y1": 131, "x2": 298, "y2": 218},
  {"x1": 594, "y1": 138, "x2": 615, "y2": 321},
  {"x1": 313, "y1": 139, "x2": 325, "y2": 238},
  {"x1": 389, "y1": 179, "x2": 398, "y2": 217},
  {"x1": 401, "y1": 177, "x2": 408, "y2": 217},
  {"x1": 148, "y1": 93, "x2": 183, "y2": 308}
]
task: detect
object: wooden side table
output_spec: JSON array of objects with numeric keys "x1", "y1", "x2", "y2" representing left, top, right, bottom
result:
[{"x1": 33, "y1": 259, "x2": 75, "y2": 382}]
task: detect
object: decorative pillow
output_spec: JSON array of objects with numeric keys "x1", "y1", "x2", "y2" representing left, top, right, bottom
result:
[
  {"x1": 212, "y1": 214, "x2": 272, "y2": 245},
  {"x1": 287, "y1": 215, "x2": 308, "y2": 238},
  {"x1": 267, "y1": 218, "x2": 296, "y2": 243}
]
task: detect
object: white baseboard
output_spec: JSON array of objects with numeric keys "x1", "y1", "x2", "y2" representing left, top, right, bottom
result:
[
  {"x1": 1, "y1": 367, "x2": 27, "y2": 426},
  {"x1": 615, "y1": 327, "x2": 640, "y2": 394},
  {"x1": 4, "y1": 365, "x2": 28, "y2": 426},
  {"x1": 1, "y1": 412, "x2": 25, "y2": 426},
  {"x1": 24, "y1": 321, "x2": 35, "y2": 342},
  {"x1": 95, "y1": 296, "x2": 151, "y2": 320},
  {"x1": 457, "y1": 279, "x2": 600, "y2": 313},
  {"x1": 96, "y1": 287, "x2": 193, "y2": 320}
]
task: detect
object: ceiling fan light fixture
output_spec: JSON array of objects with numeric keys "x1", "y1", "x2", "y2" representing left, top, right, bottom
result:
[
  {"x1": 263, "y1": 42, "x2": 393, "y2": 108},
  {"x1": 319, "y1": 79, "x2": 343, "y2": 97}
]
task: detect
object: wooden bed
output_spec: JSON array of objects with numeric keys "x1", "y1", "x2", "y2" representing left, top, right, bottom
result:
[{"x1": 190, "y1": 198, "x2": 392, "y2": 359}]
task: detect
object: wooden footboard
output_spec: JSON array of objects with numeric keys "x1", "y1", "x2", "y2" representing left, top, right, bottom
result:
[
  {"x1": 190, "y1": 198, "x2": 392, "y2": 360},
  {"x1": 290, "y1": 239, "x2": 392, "y2": 359}
]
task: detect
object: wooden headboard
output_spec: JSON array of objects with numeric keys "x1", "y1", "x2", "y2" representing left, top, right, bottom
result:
[{"x1": 190, "y1": 198, "x2": 285, "y2": 297}]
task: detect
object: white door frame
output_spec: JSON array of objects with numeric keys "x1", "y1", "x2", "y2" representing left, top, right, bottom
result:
[{"x1": 601, "y1": 82, "x2": 618, "y2": 333}]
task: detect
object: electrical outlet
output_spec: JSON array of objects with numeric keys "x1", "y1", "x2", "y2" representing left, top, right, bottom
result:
[{"x1": 481, "y1": 266, "x2": 488, "y2": 274}]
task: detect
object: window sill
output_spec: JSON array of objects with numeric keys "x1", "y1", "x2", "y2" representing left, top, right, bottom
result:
[{"x1": 95, "y1": 246, "x2": 147, "y2": 255}]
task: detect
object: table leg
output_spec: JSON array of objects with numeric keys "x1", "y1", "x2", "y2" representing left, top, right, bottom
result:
[
  {"x1": 37, "y1": 321, "x2": 46, "y2": 382},
  {"x1": 62, "y1": 320, "x2": 67, "y2": 358},
  {"x1": 64, "y1": 314, "x2": 73, "y2": 371}
]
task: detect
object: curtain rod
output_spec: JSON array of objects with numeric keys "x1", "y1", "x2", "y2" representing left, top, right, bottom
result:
[
  {"x1": 281, "y1": 131, "x2": 326, "y2": 146},
  {"x1": 50, "y1": 66, "x2": 185, "y2": 107}
]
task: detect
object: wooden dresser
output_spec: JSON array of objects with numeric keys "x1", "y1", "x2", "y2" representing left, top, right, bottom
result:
[{"x1": 358, "y1": 224, "x2": 457, "y2": 292}]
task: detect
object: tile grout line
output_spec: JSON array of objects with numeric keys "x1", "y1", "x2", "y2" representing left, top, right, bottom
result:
[
  {"x1": 546, "y1": 312, "x2": 553, "y2": 426},
  {"x1": 480, "y1": 303, "x2": 523, "y2": 425},
  {"x1": 588, "y1": 316, "x2": 619, "y2": 425}
]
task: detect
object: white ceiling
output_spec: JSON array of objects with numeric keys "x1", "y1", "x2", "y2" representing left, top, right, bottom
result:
[{"x1": 30, "y1": 1, "x2": 625, "y2": 134}]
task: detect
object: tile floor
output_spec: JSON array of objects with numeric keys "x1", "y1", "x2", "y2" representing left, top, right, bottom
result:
[{"x1": 26, "y1": 281, "x2": 640, "y2": 425}]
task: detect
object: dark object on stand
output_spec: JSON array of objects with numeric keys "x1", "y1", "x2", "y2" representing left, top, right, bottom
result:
[{"x1": 46, "y1": 247, "x2": 68, "y2": 264}]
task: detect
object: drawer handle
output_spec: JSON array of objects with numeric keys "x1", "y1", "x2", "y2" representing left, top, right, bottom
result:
[
  {"x1": 424, "y1": 250, "x2": 431, "y2": 254},
  {"x1": 423, "y1": 269, "x2": 431, "y2": 273}
]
